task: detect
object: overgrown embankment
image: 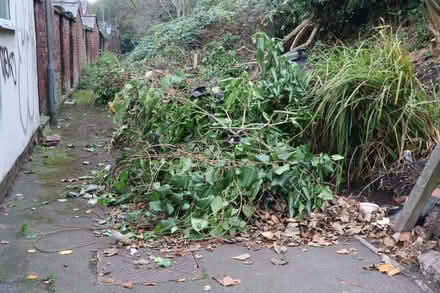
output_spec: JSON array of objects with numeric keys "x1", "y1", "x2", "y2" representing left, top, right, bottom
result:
[{"x1": 78, "y1": 0, "x2": 440, "y2": 242}]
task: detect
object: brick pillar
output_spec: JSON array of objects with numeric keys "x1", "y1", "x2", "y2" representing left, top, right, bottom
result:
[{"x1": 34, "y1": 0, "x2": 48, "y2": 115}]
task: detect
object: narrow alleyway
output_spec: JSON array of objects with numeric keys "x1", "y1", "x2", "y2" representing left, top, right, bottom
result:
[{"x1": 0, "y1": 98, "x2": 428, "y2": 292}]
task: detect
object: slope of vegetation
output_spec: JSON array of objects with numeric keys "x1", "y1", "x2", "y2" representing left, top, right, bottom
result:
[{"x1": 82, "y1": 0, "x2": 440, "y2": 239}]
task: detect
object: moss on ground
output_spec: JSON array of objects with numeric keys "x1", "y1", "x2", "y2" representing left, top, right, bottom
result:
[{"x1": 72, "y1": 90, "x2": 96, "y2": 104}]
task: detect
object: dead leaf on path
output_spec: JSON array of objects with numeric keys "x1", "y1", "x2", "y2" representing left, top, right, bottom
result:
[
  {"x1": 103, "y1": 248, "x2": 119, "y2": 257},
  {"x1": 176, "y1": 278, "x2": 186, "y2": 283},
  {"x1": 232, "y1": 253, "x2": 251, "y2": 261},
  {"x1": 270, "y1": 257, "x2": 288, "y2": 266},
  {"x1": 58, "y1": 250, "x2": 73, "y2": 255},
  {"x1": 214, "y1": 276, "x2": 241, "y2": 287},
  {"x1": 383, "y1": 237, "x2": 395, "y2": 248},
  {"x1": 102, "y1": 278, "x2": 114, "y2": 284},
  {"x1": 261, "y1": 231, "x2": 274, "y2": 240},
  {"x1": 336, "y1": 248, "x2": 357, "y2": 255},
  {"x1": 271, "y1": 215, "x2": 280, "y2": 224},
  {"x1": 376, "y1": 263, "x2": 393, "y2": 273},
  {"x1": 387, "y1": 268, "x2": 401, "y2": 277},
  {"x1": 25, "y1": 273, "x2": 39, "y2": 280},
  {"x1": 274, "y1": 243, "x2": 287, "y2": 254},
  {"x1": 203, "y1": 285, "x2": 212, "y2": 291},
  {"x1": 375, "y1": 263, "x2": 400, "y2": 276},
  {"x1": 122, "y1": 281, "x2": 133, "y2": 289},
  {"x1": 143, "y1": 282, "x2": 158, "y2": 286},
  {"x1": 399, "y1": 232, "x2": 411, "y2": 243},
  {"x1": 133, "y1": 258, "x2": 150, "y2": 265}
]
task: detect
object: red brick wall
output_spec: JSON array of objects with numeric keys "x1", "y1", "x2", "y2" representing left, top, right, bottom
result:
[
  {"x1": 78, "y1": 14, "x2": 87, "y2": 68},
  {"x1": 34, "y1": 3, "x2": 114, "y2": 111},
  {"x1": 34, "y1": 0, "x2": 48, "y2": 115},
  {"x1": 86, "y1": 25, "x2": 99, "y2": 63}
]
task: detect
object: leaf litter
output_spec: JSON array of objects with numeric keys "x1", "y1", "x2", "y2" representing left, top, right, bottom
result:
[
  {"x1": 214, "y1": 275, "x2": 241, "y2": 287},
  {"x1": 232, "y1": 253, "x2": 251, "y2": 261}
]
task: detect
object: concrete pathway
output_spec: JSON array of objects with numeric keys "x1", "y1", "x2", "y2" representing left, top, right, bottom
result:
[{"x1": 0, "y1": 102, "x2": 427, "y2": 293}]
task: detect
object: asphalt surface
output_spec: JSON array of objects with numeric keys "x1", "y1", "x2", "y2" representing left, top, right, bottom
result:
[{"x1": 0, "y1": 102, "x2": 427, "y2": 293}]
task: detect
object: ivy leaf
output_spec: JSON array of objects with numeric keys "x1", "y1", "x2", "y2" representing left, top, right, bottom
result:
[
  {"x1": 318, "y1": 187, "x2": 333, "y2": 201},
  {"x1": 210, "y1": 196, "x2": 223, "y2": 215},
  {"x1": 205, "y1": 167, "x2": 215, "y2": 185},
  {"x1": 274, "y1": 164, "x2": 290, "y2": 175},
  {"x1": 255, "y1": 154, "x2": 270, "y2": 163},
  {"x1": 191, "y1": 217, "x2": 209, "y2": 232},
  {"x1": 149, "y1": 201, "x2": 162, "y2": 213},
  {"x1": 239, "y1": 166, "x2": 258, "y2": 188},
  {"x1": 331, "y1": 154, "x2": 344, "y2": 161}
]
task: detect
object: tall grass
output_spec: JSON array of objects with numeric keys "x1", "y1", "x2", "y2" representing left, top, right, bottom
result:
[{"x1": 308, "y1": 27, "x2": 439, "y2": 181}]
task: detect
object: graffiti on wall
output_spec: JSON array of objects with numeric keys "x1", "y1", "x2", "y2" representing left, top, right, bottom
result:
[
  {"x1": 0, "y1": 1, "x2": 37, "y2": 135},
  {"x1": 0, "y1": 46, "x2": 16, "y2": 84},
  {"x1": 15, "y1": 2, "x2": 37, "y2": 135}
]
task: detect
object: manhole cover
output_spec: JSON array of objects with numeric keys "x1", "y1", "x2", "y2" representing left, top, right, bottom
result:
[{"x1": 97, "y1": 248, "x2": 201, "y2": 285}]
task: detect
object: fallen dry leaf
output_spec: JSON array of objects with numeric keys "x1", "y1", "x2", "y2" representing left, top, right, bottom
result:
[
  {"x1": 274, "y1": 243, "x2": 287, "y2": 254},
  {"x1": 270, "y1": 257, "x2": 288, "y2": 265},
  {"x1": 399, "y1": 232, "x2": 411, "y2": 242},
  {"x1": 232, "y1": 253, "x2": 251, "y2": 261},
  {"x1": 194, "y1": 253, "x2": 204, "y2": 259},
  {"x1": 271, "y1": 215, "x2": 280, "y2": 224},
  {"x1": 387, "y1": 268, "x2": 401, "y2": 277},
  {"x1": 58, "y1": 250, "x2": 73, "y2": 255},
  {"x1": 25, "y1": 273, "x2": 39, "y2": 280},
  {"x1": 122, "y1": 281, "x2": 133, "y2": 289},
  {"x1": 215, "y1": 276, "x2": 241, "y2": 287},
  {"x1": 144, "y1": 282, "x2": 157, "y2": 286},
  {"x1": 261, "y1": 231, "x2": 274, "y2": 240},
  {"x1": 102, "y1": 278, "x2": 114, "y2": 284},
  {"x1": 203, "y1": 285, "x2": 212, "y2": 291},
  {"x1": 383, "y1": 237, "x2": 395, "y2": 248},
  {"x1": 176, "y1": 278, "x2": 186, "y2": 283},
  {"x1": 377, "y1": 263, "x2": 393, "y2": 273},
  {"x1": 336, "y1": 248, "x2": 357, "y2": 255},
  {"x1": 103, "y1": 248, "x2": 119, "y2": 257},
  {"x1": 375, "y1": 263, "x2": 401, "y2": 277},
  {"x1": 133, "y1": 258, "x2": 150, "y2": 265}
]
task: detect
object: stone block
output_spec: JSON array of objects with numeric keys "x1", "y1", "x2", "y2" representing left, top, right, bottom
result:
[{"x1": 418, "y1": 250, "x2": 440, "y2": 285}]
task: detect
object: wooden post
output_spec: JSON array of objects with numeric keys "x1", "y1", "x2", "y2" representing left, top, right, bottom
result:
[{"x1": 395, "y1": 145, "x2": 440, "y2": 232}]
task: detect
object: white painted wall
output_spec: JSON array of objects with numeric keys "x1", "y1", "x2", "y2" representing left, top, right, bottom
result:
[{"x1": 0, "y1": 0, "x2": 40, "y2": 183}]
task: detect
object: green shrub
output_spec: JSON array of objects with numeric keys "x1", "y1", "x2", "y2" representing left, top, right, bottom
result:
[
  {"x1": 78, "y1": 64, "x2": 97, "y2": 90},
  {"x1": 103, "y1": 34, "x2": 342, "y2": 238},
  {"x1": 308, "y1": 27, "x2": 438, "y2": 181},
  {"x1": 91, "y1": 53, "x2": 127, "y2": 105},
  {"x1": 200, "y1": 41, "x2": 241, "y2": 80}
]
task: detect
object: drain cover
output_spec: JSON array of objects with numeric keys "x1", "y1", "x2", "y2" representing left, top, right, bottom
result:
[{"x1": 97, "y1": 248, "x2": 201, "y2": 285}]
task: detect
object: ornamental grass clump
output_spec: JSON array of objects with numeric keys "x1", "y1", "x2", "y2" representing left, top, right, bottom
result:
[{"x1": 309, "y1": 27, "x2": 439, "y2": 181}]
